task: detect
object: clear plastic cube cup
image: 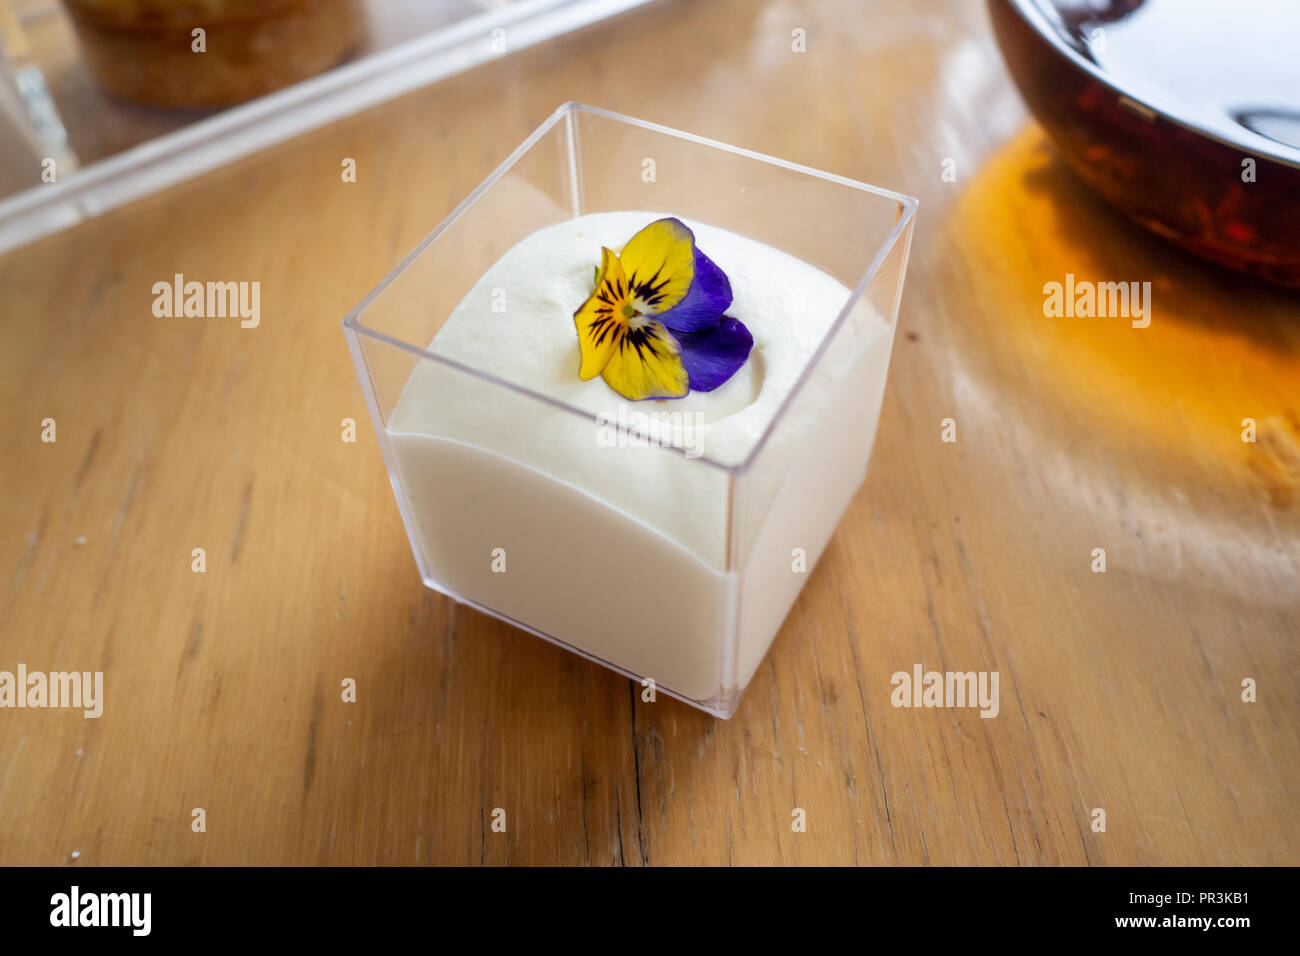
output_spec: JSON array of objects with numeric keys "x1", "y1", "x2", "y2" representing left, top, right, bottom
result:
[{"x1": 343, "y1": 103, "x2": 917, "y2": 717}]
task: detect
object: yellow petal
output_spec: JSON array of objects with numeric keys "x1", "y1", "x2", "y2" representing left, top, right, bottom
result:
[
  {"x1": 574, "y1": 247, "x2": 629, "y2": 380},
  {"x1": 618, "y1": 218, "x2": 695, "y2": 315},
  {"x1": 601, "y1": 319, "x2": 689, "y2": 401}
]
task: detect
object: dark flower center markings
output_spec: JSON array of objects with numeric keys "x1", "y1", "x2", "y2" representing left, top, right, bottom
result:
[
  {"x1": 628, "y1": 266, "x2": 671, "y2": 309},
  {"x1": 622, "y1": 323, "x2": 665, "y2": 361},
  {"x1": 588, "y1": 314, "x2": 617, "y2": 346}
]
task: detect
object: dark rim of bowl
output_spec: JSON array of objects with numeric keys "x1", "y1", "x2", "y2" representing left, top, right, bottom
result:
[{"x1": 1002, "y1": 0, "x2": 1300, "y2": 171}]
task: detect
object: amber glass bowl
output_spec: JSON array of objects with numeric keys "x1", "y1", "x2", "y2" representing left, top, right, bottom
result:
[{"x1": 989, "y1": 0, "x2": 1300, "y2": 287}]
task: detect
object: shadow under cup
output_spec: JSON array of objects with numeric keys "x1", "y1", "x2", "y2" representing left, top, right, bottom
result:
[{"x1": 343, "y1": 103, "x2": 917, "y2": 717}]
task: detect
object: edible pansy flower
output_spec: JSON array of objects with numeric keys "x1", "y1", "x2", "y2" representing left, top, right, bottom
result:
[{"x1": 574, "y1": 218, "x2": 753, "y2": 401}]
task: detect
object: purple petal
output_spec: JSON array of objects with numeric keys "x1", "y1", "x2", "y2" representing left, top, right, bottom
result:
[
  {"x1": 674, "y1": 316, "x2": 754, "y2": 392},
  {"x1": 657, "y1": 247, "x2": 733, "y2": 333}
]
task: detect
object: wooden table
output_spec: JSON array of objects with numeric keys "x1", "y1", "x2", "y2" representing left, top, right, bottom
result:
[{"x1": 2, "y1": 0, "x2": 1296, "y2": 866}]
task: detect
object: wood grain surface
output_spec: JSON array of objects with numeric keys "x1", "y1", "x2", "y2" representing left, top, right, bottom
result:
[{"x1": 1, "y1": 0, "x2": 1296, "y2": 866}]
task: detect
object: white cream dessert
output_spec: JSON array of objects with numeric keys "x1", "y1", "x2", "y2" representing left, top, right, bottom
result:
[{"x1": 385, "y1": 212, "x2": 893, "y2": 708}]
